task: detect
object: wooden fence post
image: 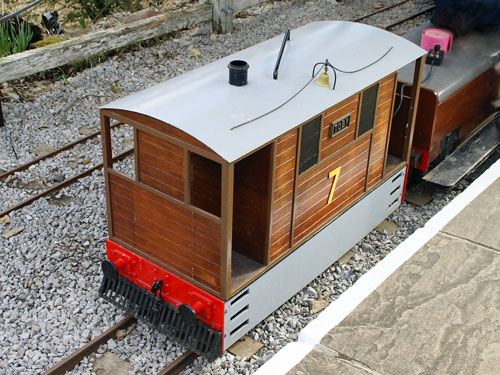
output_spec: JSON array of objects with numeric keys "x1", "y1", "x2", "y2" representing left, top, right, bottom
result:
[{"x1": 211, "y1": 0, "x2": 234, "y2": 34}]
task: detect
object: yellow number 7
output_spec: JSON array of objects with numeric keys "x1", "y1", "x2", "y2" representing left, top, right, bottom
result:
[{"x1": 327, "y1": 167, "x2": 341, "y2": 204}]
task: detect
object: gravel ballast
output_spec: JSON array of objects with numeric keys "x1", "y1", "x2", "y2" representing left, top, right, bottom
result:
[{"x1": 1, "y1": 0, "x2": 496, "y2": 374}]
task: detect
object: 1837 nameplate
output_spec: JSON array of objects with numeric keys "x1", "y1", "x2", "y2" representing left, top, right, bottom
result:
[{"x1": 329, "y1": 114, "x2": 351, "y2": 138}]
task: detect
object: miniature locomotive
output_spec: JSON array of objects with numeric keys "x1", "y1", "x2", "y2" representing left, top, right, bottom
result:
[
  {"x1": 394, "y1": 22, "x2": 500, "y2": 186},
  {"x1": 99, "y1": 21, "x2": 426, "y2": 359}
]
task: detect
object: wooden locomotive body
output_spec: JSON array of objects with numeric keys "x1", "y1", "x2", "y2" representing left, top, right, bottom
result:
[
  {"x1": 99, "y1": 21, "x2": 426, "y2": 359},
  {"x1": 395, "y1": 23, "x2": 500, "y2": 185}
]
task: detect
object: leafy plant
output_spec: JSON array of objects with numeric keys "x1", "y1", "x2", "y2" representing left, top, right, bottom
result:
[
  {"x1": 0, "y1": 22, "x2": 11, "y2": 57},
  {"x1": 78, "y1": 14, "x2": 87, "y2": 28},
  {"x1": 10, "y1": 17, "x2": 33, "y2": 54}
]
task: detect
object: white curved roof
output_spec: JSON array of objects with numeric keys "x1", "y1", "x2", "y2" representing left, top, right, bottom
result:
[{"x1": 103, "y1": 21, "x2": 426, "y2": 163}]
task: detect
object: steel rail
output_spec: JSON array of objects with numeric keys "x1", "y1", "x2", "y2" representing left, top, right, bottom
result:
[
  {"x1": 0, "y1": 147, "x2": 133, "y2": 218},
  {"x1": 0, "y1": 122, "x2": 123, "y2": 182},
  {"x1": 350, "y1": 0, "x2": 411, "y2": 22},
  {"x1": 384, "y1": 5, "x2": 435, "y2": 30},
  {"x1": 157, "y1": 351, "x2": 199, "y2": 375},
  {"x1": 42, "y1": 316, "x2": 137, "y2": 375}
]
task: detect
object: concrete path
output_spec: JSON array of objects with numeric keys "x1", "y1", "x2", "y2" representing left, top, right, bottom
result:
[
  {"x1": 255, "y1": 158, "x2": 500, "y2": 375},
  {"x1": 287, "y1": 178, "x2": 500, "y2": 374}
]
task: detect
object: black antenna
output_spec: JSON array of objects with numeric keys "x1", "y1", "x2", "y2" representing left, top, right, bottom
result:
[{"x1": 273, "y1": 30, "x2": 290, "y2": 80}]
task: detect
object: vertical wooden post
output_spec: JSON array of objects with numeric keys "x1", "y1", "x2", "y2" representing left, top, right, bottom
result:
[
  {"x1": 211, "y1": 0, "x2": 233, "y2": 34},
  {"x1": 382, "y1": 71, "x2": 399, "y2": 179},
  {"x1": 220, "y1": 161, "x2": 234, "y2": 299},
  {"x1": 402, "y1": 56, "x2": 424, "y2": 162},
  {"x1": 133, "y1": 127, "x2": 140, "y2": 181},
  {"x1": 101, "y1": 111, "x2": 114, "y2": 238}
]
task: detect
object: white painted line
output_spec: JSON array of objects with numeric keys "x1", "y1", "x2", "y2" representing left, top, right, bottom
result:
[
  {"x1": 255, "y1": 157, "x2": 500, "y2": 375},
  {"x1": 254, "y1": 342, "x2": 313, "y2": 375}
]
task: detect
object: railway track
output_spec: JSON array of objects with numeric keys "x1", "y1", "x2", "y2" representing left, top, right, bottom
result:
[
  {"x1": 42, "y1": 316, "x2": 137, "y2": 375},
  {"x1": 0, "y1": 147, "x2": 132, "y2": 218},
  {"x1": 158, "y1": 351, "x2": 199, "y2": 375},
  {"x1": 384, "y1": 5, "x2": 436, "y2": 31},
  {"x1": 352, "y1": 0, "x2": 435, "y2": 33},
  {"x1": 42, "y1": 314, "x2": 197, "y2": 375},
  {"x1": 0, "y1": 121, "x2": 131, "y2": 218}
]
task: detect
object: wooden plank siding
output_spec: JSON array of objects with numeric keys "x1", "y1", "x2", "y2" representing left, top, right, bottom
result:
[
  {"x1": 137, "y1": 130, "x2": 185, "y2": 201},
  {"x1": 108, "y1": 171, "x2": 223, "y2": 295},
  {"x1": 367, "y1": 73, "x2": 396, "y2": 189},
  {"x1": 270, "y1": 130, "x2": 298, "y2": 261},
  {"x1": 293, "y1": 135, "x2": 371, "y2": 244}
]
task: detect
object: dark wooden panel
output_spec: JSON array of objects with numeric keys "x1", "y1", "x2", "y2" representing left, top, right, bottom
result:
[
  {"x1": 111, "y1": 193, "x2": 220, "y2": 267},
  {"x1": 110, "y1": 177, "x2": 192, "y2": 229},
  {"x1": 137, "y1": 149, "x2": 184, "y2": 180},
  {"x1": 192, "y1": 220, "x2": 222, "y2": 243},
  {"x1": 137, "y1": 130, "x2": 185, "y2": 201},
  {"x1": 193, "y1": 211, "x2": 222, "y2": 232},
  {"x1": 137, "y1": 155, "x2": 183, "y2": 185},
  {"x1": 132, "y1": 227, "x2": 219, "y2": 283},
  {"x1": 190, "y1": 153, "x2": 222, "y2": 217},
  {"x1": 390, "y1": 85, "x2": 437, "y2": 159},
  {"x1": 137, "y1": 139, "x2": 184, "y2": 168},
  {"x1": 232, "y1": 144, "x2": 272, "y2": 264},
  {"x1": 138, "y1": 167, "x2": 184, "y2": 201},
  {"x1": 108, "y1": 172, "x2": 222, "y2": 295},
  {"x1": 138, "y1": 130, "x2": 184, "y2": 156}
]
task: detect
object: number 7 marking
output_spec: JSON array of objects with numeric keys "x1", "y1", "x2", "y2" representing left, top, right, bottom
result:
[{"x1": 327, "y1": 167, "x2": 341, "y2": 204}]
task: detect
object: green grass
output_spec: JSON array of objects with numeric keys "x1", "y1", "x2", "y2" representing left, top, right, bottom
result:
[
  {"x1": 0, "y1": 22, "x2": 12, "y2": 57},
  {"x1": 11, "y1": 18, "x2": 34, "y2": 54},
  {"x1": 0, "y1": 17, "x2": 34, "y2": 56}
]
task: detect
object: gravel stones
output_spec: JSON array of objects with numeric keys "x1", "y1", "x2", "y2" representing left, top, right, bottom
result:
[{"x1": 0, "y1": 0, "x2": 494, "y2": 374}]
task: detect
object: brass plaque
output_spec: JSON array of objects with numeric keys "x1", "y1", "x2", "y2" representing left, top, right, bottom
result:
[{"x1": 329, "y1": 114, "x2": 351, "y2": 138}]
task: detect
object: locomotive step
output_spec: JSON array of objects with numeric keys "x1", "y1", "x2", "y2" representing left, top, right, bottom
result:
[{"x1": 423, "y1": 113, "x2": 500, "y2": 187}]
